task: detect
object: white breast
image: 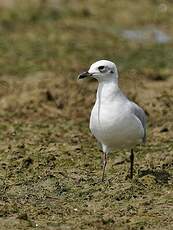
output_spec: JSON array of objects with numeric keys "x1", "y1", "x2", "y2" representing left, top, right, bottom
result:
[{"x1": 90, "y1": 99, "x2": 144, "y2": 150}]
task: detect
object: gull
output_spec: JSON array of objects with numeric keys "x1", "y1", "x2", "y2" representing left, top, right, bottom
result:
[{"x1": 78, "y1": 60, "x2": 146, "y2": 181}]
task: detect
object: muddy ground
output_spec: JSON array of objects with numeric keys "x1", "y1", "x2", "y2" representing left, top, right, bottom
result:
[{"x1": 0, "y1": 1, "x2": 173, "y2": 229}]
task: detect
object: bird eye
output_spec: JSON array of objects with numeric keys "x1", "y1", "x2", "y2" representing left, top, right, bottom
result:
[{"x1": 98, "y1": 66, "x2": 105, "y2": 71}]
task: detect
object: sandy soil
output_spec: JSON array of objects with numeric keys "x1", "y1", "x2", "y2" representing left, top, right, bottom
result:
[{"x1": 0, "y1": 1, "x2": 173, "y2": 229}]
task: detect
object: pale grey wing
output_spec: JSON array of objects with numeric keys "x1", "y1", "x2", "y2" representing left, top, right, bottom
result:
[{"x1": 130, "y1": 102, "x2": 147, "y2": 143}]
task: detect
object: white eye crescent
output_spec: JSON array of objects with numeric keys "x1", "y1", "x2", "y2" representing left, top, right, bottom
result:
[{"x1": 98, "y1": 66, "x2": 105, "y2": 72}]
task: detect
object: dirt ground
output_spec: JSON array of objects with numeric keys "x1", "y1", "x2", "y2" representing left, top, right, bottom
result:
[{"x1": 0, "y1": 1, "x2": 173, "y2": 229}]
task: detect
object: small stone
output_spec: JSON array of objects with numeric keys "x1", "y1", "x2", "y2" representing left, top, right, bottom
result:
[{"x1": 160, "y1": 127, "x2": 169, "y2": 132}]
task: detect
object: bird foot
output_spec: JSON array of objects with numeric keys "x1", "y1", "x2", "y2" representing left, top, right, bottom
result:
[{"x1": 125, "y1": 173, "x2": 133, "y2": 180}]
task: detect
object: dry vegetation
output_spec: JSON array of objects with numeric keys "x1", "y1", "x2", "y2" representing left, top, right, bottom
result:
[{"x1": 0, "y1": 0, "x2": 173, "y2": 229}]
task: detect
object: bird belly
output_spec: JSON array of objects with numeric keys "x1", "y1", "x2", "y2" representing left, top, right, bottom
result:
[{"x1": 90, "y1": 104, "x2": 144, "y2": 150}]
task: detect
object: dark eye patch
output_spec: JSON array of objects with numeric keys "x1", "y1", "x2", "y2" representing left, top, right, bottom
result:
[{"x1": 98, "y1": 66, "x2": 105, "y2": 71}]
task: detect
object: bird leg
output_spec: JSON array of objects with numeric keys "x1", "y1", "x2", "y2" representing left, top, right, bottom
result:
[
  {"x1": 102, "y1": 152, "x2": 107, "y2": 182},
  {"x1": 100, "y1": 150, "x2": 104, "y2": 168},
  {"x1": 130, "y1": 149, "x2": 134, "y2": 179}
]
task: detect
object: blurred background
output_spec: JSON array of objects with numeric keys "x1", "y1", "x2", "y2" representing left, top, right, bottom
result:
[{"x1": 0, "y1": 1, "x2": 173, "y2": 229}]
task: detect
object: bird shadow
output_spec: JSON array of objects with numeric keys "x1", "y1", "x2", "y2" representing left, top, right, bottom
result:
[{"x1": 138, "y1": 168, "x2": 171, "y2": 184}]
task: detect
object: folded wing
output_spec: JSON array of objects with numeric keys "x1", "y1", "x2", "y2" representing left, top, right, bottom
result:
[{"x1": 130, "y1": 102, "x2": 147, "y2": 143}]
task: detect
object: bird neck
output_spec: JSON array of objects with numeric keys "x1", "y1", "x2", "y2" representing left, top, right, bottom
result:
[{"x1": 96, "y1": 78, "x2": 119, "y2": 103}]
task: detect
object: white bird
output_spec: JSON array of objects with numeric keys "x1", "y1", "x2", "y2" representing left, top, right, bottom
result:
[{"x1": 78, "y1": 60, "x2": 146, "y2": 181}]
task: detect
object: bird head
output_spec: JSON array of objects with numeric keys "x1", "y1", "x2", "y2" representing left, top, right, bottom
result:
[{"x1": 78, "y1": 60, "x2": 118, "y2": 82}]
